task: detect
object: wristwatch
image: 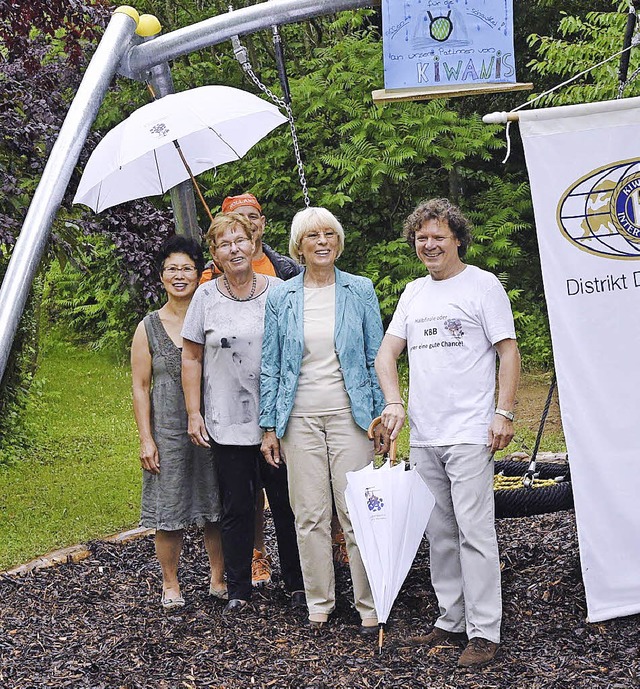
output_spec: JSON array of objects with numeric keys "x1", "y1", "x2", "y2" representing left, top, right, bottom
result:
[{"x1": 495, "y1": 408, "x2": 515, "y2": 422}]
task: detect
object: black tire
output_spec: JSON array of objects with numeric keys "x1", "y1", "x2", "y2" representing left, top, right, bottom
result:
[
  {"x1": 494, "y1": 459, "x2": 573, "y2": 518},
  {"x1": 495, "y1": 481, "x2": 574, "y2": 519}
]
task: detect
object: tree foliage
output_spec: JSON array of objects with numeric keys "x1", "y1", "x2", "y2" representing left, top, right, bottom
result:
[
  {"x1": 0, "y1": 0, "x2": 175, "y2": 331},
  {"x1": 0, "y1": 0, "x2": 110, "y2": 456},
  {"x1": 527, "y1": 5, "x2": 640, "y2": 106},
  {"x1": 0, "y1": 259, "x2": 42, "y2": 461},
  {"x1": 0, "y1": 0, "x2": 107, "y2": 70}
]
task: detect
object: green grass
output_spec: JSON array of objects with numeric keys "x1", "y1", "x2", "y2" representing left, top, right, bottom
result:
[
  {"x1": 0, "y1": 338, "x2": 140, "y2": 570},
  {"x1": 504, "y1": 427, "x2": 567, "y2": 458}
]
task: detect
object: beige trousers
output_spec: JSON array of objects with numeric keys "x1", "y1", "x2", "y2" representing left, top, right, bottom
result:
[
  {"x1": 281, "y1": 411, "x2": 376, "y2": 622},
  {"x1": 411, "y1": 444, "x2": 502, "y2": 643}
]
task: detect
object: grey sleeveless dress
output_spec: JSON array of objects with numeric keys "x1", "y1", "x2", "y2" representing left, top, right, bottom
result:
[{"x1": 140, "y1": 311, "x2": 221, "y2": 530}]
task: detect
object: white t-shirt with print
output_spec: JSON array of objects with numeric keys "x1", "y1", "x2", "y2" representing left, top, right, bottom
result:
[
  {"x1": 387, "y1": 265, "x2": 516, "y2": 446},
  {"x1": 182, "y1": 277, "x2": 281, "y2": 446}
]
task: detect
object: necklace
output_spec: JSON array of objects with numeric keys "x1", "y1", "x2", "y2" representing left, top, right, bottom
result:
[{"x1": 223, "y1": 273, "x2": 257, "y2": 301}]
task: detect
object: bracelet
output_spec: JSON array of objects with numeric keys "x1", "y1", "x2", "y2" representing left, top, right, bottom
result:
[
  {"x1": 262, "y1": 427, "x2": 276, "y2": 432},
  {"x1": 383, "y1": 401, "x2": 403, "y2": 408}
]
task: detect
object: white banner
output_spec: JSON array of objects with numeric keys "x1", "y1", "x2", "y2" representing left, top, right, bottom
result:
[{"x1": 520, "y1": 97, "x2": 640, "y2": 622}]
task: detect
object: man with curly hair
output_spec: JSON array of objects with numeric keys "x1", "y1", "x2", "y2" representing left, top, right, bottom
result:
[{"x1": 375, "y1": 198, "x2": 520, "y2": 668}]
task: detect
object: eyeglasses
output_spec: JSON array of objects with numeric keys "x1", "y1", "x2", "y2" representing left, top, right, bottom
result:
[
  {"x1": 302, "y1": 230, "x2": 337, "y2": 242},
  {"x1": 215, "y1": 237, "x2": 252, "y2": 252},
  {"x1": 162, "y1": 265, "x2": 197, "y2": 276}
]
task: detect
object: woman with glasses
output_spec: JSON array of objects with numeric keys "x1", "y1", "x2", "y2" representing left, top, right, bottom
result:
[
  {"x1": 182, "y1": 213, "x2": 303, "y2": 614},
  {"x1": 259, "y1": 207, "x2": 387, "y2": 634},
  {"x1": 131, "y1": 235, "x2": 225, "y2": 610}
]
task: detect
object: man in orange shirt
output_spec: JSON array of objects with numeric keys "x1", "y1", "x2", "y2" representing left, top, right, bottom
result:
[{"x1": 200, "y1": 193, "x2": 301, "y2": 283}]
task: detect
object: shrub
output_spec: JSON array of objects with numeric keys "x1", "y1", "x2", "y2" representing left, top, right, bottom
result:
[
  {"x1": 43, "y1": 231, "x2": 166, "y2": 357},
  {"x1": 0, "y1": 257, "x2": 42, "y2": 465}
]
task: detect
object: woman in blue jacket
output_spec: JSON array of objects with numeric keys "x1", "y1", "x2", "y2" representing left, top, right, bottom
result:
[{"x1": 260, "y1": 206, "x2": 385, "y2": 634}]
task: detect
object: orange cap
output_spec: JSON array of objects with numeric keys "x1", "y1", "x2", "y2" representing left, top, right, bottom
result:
[{"x1": 221, "y1": 193, "x2": 262, "y2": 214}]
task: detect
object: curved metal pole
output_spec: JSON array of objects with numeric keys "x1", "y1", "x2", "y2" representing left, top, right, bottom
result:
[
  {"x1": 0, "y1": 12, "x2": 139, "y2": 382},
  {"x1": 120, "y1": 0, "x2": 371, "y2": 79}
]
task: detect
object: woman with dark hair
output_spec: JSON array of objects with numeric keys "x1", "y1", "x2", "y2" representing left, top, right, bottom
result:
[{"x1": 131, "y1": 235, "x2": 225, "y2": 610}]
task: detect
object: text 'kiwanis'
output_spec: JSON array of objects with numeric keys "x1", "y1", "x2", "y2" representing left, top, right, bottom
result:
[{"x1": 387, "y1": 52, "x2": 515, "y2": 84}]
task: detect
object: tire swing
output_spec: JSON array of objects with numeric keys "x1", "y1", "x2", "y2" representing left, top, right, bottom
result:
[{"x1": 494, "y1": 374, "x2": 573, "y2": 518}]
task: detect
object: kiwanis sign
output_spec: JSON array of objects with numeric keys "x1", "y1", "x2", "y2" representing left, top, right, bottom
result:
[
  {"x1": 381, "y1": 0, "x2": 516, "y2": 90},
  {"x1": 519, "y1": 98, "x2": 640, "y2": 624}
]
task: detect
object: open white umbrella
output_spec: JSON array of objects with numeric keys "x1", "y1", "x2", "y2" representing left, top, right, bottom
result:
[
  {"x1": 345, "y1": 418, "x2": 435, "y2": 652},
  {"x1": 73, "y1": 85, "x2": 287, "y2": 214}
]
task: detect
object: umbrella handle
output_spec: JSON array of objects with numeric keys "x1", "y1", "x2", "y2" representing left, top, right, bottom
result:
[
  {"x1": 367, "y1": 416, "x2": 397, "y2": 465},
  {"x1": 171, "y1": 141, "x2": 214, "y2": 223}
]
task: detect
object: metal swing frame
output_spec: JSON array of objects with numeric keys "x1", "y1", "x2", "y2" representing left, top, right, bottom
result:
[{"x1": 0, "y1": 0, "x2": 372, "y2": 382}]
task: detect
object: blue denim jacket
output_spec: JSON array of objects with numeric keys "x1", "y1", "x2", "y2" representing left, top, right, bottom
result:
[{"x1": 259, "y1": 267, "x2": 385, "y2": 438}]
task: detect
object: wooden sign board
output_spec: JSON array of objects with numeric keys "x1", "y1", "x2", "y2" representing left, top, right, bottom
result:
[{"x1": 372, "y1": 80, "x2": 533, "y2": 104}]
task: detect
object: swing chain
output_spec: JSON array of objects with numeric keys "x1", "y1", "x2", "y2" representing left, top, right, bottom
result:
[{"x1": 231, "y1": 34, "x2": 311, "y2": 207}]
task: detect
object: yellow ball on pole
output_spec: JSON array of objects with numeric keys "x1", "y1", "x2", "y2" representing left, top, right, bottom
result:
[
  {"x1": 136, "y1": 14, "x2": 162, "y2": 37},
  {"x1": 114, "y1": 6, "x2": 140, "y2": 25}
]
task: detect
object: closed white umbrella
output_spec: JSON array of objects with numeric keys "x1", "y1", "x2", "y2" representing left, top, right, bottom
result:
[
  {"x1": 345, "y1": 419, "x2": 435, "y2": 651},
  {"x1": 73, "y1": 85, "x2": 287, "y2": 213}
]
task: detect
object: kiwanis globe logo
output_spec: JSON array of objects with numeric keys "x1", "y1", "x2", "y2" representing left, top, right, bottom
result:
[{"x1": 557, "y1": 159, "x2": 640, "y2": 260}]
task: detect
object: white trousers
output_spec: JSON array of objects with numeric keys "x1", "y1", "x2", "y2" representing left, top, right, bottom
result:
[
  {"x1": 281, "y1": 411, "x2": 376, "y2": 621},
  {"x1": 411, "y1": 444, "x2": 501, "y2": 643}
]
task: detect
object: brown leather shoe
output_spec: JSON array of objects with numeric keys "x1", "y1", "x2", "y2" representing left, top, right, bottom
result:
[
  {"x1": 408, "y1": 626, "x2": 467, "y2": 646},
  {"x1": 457, "y1": 637, "x2": 500, "y2": 667}
]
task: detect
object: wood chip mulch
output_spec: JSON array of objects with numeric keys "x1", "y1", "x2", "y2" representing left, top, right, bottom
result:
[{"x1": 1, "y1": 510, "x2": 638, "y2": 688}]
